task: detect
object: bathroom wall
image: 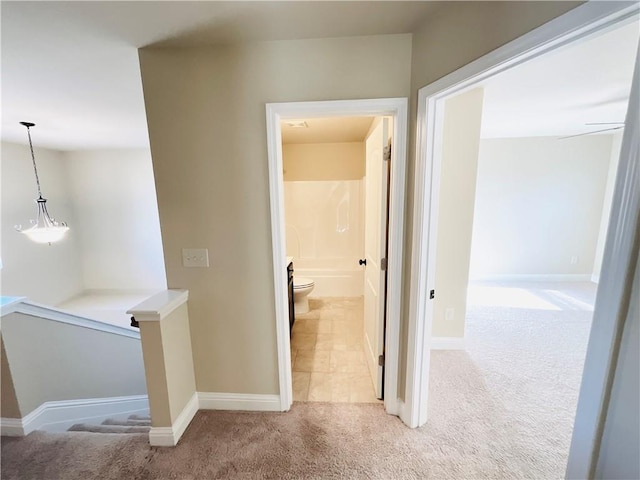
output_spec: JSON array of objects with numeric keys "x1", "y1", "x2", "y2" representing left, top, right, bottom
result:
[
  {"x1": 283, "y1": 142, "x2": 364, "y2": 181},
  {"x1": 284, "y1": 180, "x2": 364, "y2": 261},
  {"x1": 283, "y1": 140, "x2": 365, "y2": 297}
]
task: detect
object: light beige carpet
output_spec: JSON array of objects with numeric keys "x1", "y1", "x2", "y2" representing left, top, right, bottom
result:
[{"x1": 1, "y1": 282, "x2": 592, "y2": 479}]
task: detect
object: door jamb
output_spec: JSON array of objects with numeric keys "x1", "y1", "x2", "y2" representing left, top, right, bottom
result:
[
  {"x1": 407, "y1": 0, "x2": 640, "y2": 475},
  {"x1": 266, "y1": 98, "x2": 408, "y2": 417}
]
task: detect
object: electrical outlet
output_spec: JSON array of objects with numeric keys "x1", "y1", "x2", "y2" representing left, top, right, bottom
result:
[
  {"x1": 571, "y1": 256, "x2": 579, "y2": 265},
  {"x1": 445, "y1": 308, "x2": 454, "y2": 322},
  {"x1": 182, "y1": 248, "x2": 209, "y2": 268}
]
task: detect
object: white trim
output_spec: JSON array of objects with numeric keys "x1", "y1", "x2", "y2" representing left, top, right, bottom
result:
[
  {"x1": 127, "y1": 289, "x2": 189, "y2": 322},
  {"x1": 591, "y1": 274, "x2": 600, "y2": 284},
  {"x1": 3, "y1": 300, "x2": 140, "y2": 339},
  {"x1": 567, "y1": 30, "x2": 640, "y2": 479},
  {"x1": 469, "y1": 274, "x2": 593, "y2": 283},
  {"x1": 147, "y1": 426, "x2": 174, "y2": 447},
  {"x1": 407, "y1": 0, "x2": 639, "y2": 431},
  {"x1": 198, "y1": 392, "x2": 281, "y2": 411},
  {"x1": 431, "y1": 337, "x2": 466, "y2": 350},
  {"x1": 266, "y1": 98, "x2": 407, "y2": 417},
  {"x1": 0, "y1": 296, "x2": 26, "y2": 314},
  {"x1": 148, "y1": 391, "x2": 198, "y2": 447},
  {"x1": 1, "y1": 394, "x2": 149, "y2": 436},
  {"x1": 0, "y1": 418, "x2": 25, "y2": 437},
  {"x1": 407, "y1": 0, "x2": 640, "y2": 476},
  {"x1": 266, "y1": 102, "x2": 293, "y2": 412}
]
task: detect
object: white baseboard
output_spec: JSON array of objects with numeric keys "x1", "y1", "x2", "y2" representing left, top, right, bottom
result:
[
  {"x1": 149, "y1": 391, "x2": 198, "y2": 447},
  {"x1": 431, "y1": 337, "x2": 466, "y2": 350},
  {"x1": 0, "y1": 418, "x2": 25, "y2": 437},
  {"x1": 591, "y1": 274, "x2": 600, "y2": 284},
  {"x1": 470, "y1": 273, "x2": 593, "y2": 282},
  {"x1": 1, "y1": 394, "x2": 149, "y2": 436},
  {"x1": 198, "y1": 392, "x2": 281, "y2": 411}
]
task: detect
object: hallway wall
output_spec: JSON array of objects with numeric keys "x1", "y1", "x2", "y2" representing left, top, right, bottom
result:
[{"x1": 140, "y1": 34, "x2": 412, "y2": 396}]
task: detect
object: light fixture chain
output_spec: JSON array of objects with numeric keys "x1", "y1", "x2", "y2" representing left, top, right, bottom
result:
[{"x1": 25, "y1": 125, "x2": 43, "y2": 198}]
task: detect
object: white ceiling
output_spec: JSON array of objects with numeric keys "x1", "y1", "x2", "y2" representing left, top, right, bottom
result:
[
  {"x1": 1, "y1": 1, "x2": 440, "y2": 151},
  {"x1": 1, "y1": 3, "x2": 638, "y2": 150},
  {"x1": 480, "y1": 20, "x2": 639, "y2": 139},
  {"x1": 281, "y1": 117, "x2": 374, "y2": 144}
]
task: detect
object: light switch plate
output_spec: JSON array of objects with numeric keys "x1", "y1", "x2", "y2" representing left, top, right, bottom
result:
[{"x1": 182, "y1": 248, "x2": 209, "y2": 268}]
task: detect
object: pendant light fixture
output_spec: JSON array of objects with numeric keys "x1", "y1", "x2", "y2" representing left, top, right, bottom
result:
[{"x1": 14, "y1": 122, "x2": 69, "y2": 245}]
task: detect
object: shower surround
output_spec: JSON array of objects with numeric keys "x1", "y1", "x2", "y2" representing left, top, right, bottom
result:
[{"x1": 284, "y1": 180, "x2": 364, "y2": 297}]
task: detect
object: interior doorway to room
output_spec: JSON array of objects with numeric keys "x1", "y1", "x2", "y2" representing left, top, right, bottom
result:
[
  {"x1": 281, "y1": 115, "x2": 391, "y2": 404},
  {"x1": 266, "y1": 98, "x2": 407, "y2": 417},
  {"x1": 408, "y1": 3, "x2": 638, "y2": 478},
  {"x1": 432, "y1": 19, "x2": 636, "y2": 477}
]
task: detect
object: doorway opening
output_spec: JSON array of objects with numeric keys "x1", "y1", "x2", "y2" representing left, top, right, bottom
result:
[
  {"x1": 425, "y1": 17, "x2": 636, "y2": 478},
  {"x1": 282, "y1": 115, "x2": 392, "y2": 404},
  {"x1": 407, "y1": 1, "x2": 639, "y2": 477},
  {"x1": 266, "y1": 98, "x2": 407, "y2": 417}
]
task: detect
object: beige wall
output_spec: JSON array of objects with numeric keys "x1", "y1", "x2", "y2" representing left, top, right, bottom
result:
[
  {"x1": 409, "y1": 2, "x2": 583, "y2": 91},
  {"x1": 139, "y1": 319, "x2": 171, "y2": 426},
  {"x1": 1, "y1": 336, "x2": 21, "y2": 418},
  {"x1": 283, "y1": 142, "x2": 364, "y2": 181},
  {"x1": 140, "y1": 2, "x2": 586, "y2": 400},
  {"x1": 432, "y1": 88, "x2": 484, "y2": 338},
  {"x1": 139, "y1": 34, "x2": 412, "y2": 395},
  {"x1": 161, "y1": 304, "x2": 196, "y2": 423},
  {"x1": 2, "y1": 312, "x2": 146, "y2": 416},
  {"x1": 398, "y1": 0, "x2": 584, "y2": 396},
  {"x1": 139, "y1": 303, "x2": 196, "y2": 427}
]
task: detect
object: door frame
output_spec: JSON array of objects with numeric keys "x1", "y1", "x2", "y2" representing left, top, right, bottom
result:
[
  {"x1": 266, "y1": 98, "x2": 408, "y2": 416},
  {"x1": 407, "y1": 0, "x2": 639, "y2": 475}
]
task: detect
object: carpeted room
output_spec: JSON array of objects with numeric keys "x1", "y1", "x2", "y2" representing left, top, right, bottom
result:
[{"x1": 2, "y1": 2, "x2": 639, "y2": 479}]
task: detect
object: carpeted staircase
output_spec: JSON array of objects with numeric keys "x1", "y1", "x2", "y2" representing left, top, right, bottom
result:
[{"x1": 67, "y1": 414, "x2": 150, "y2": 435}]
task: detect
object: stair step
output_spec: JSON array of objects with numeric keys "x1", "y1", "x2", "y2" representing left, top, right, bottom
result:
[
  {"x1": 102, "y1": 418, "x2": 151, "y2": 427},
  {"x1": 128, "y1": 414, "x2": 151, "y2": 421},
  {"x1": 68, "y1": 423, "x2": 150, "y2": 434}
]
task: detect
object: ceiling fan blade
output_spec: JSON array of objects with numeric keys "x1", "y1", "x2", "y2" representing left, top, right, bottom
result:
[{"x1": 558, "y1": 126, "x2": 624, "y2": 140}]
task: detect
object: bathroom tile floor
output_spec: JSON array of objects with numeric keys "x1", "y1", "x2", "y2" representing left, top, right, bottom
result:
[{"x1": 290, "y1": 297, "x2": 381, "y2": 404}]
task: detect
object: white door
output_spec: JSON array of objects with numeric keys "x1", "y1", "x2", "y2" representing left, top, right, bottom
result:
[{"x1": 363, "y1": 117, "x2": 390, "y2": 399}]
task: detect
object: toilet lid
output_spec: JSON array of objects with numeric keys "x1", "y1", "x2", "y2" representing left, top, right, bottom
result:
[{"x1": 294, "y1": 277, "x2": 314, "y2": 288}]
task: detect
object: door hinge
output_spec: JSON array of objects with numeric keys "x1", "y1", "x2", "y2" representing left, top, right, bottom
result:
[
  {"x1": 430, "y1": 289, "x2": 435, "y2": 300},
  {"x1": 378, "y1": 354, "x2": 385, "y2": 367},
  {"x1": 381, "y1": 258, "x2": 388, "y2": 271},
  {"x1": 383, "y1": 145, "x2": 391, "y2": 162}
]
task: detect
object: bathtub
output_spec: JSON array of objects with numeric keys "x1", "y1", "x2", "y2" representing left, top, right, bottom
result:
[{"x1": 291, "y1": 258, "x2": 363, "y2": 298}]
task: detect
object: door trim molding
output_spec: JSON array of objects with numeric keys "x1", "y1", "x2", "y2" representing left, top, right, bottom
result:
[
  {"x1": 265, "y1": 98, "x2": 408, "y2": 416},
  {"x1": 408, "y1": 1, "x2": 639, "y2": 475}
]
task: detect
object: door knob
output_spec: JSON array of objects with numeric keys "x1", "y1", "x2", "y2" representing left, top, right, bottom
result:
[{"x1": 359, "y1": 259, "x2": 367, "y2": 266}]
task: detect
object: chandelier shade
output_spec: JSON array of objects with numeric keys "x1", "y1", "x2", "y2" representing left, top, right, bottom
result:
[{"x1": 14, "y1": 122, "x2": 69, "y2": 245}]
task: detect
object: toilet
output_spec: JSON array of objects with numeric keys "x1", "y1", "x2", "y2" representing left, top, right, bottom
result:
[{"x1": 293, "y1": 277, "x2": 315, "y2": 314}]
